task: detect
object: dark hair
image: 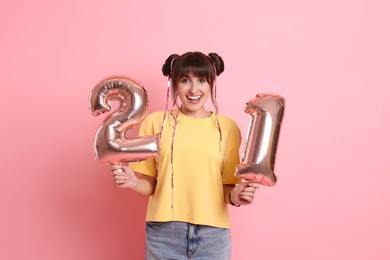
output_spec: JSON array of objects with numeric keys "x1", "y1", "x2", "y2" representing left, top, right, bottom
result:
[{"x1": 162, "y1": 51, "x2": 224, "y2": 108}]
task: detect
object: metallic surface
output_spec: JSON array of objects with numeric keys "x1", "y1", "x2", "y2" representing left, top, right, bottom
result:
[
  {"x1": 89, "y1": 76, "x2": 159, "y2": 165},
  {"x1": 235, "y1": 94, "x2": 285, "y2": 186}
]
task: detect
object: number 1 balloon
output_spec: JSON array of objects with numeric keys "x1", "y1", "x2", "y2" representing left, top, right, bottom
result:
[
  {"x1": 235, "y1": 94, "x2": 285, "y2": 186},
  {"x1": 89, "y1": 76, "x2": 159, "y2": 165}
]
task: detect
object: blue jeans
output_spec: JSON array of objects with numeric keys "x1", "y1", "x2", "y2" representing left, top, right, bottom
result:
[{"x1": 146, "y1": 221, "x2": 231, "y2": 260}]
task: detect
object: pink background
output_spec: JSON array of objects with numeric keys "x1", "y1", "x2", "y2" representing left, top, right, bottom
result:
[{"x1": 1, "y1": 0, "x2": 389, "y2": 259}]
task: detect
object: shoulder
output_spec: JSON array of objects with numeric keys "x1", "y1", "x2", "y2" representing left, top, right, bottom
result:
[
  {"x1": 143, "y1": 111, "x2": 165, "y2": 123},
  {"x1": 146, "y1": 111, "x2": 165, "y2": 118},
  {"x1": 216, "y1": 114, "x2": 239, "y2": 129},
  {"x1": 216, "y1": 114, "x2": 241, "y2": 138},
  {"x1": 216, "y1": 114, "x2": 242, "y2": 145},
  {"x1": 139, "y1": 111, "x2": 165, "y2": 131}
]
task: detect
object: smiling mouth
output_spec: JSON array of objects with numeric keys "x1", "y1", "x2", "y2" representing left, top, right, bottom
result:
[{"x1": 187, "y1": 95, "x2": 201, "y2": 101}]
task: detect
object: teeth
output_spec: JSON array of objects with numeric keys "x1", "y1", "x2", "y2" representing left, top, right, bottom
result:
[{"x1": 187, "y1": 96, "x2": 201, "y2": 100}]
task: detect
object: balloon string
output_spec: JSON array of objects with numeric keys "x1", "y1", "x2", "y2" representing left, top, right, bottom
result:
[
  {"x1": 168, "y1": 109, "x2": 179, "y2": 216},
  {"x1": 159, "y1": 77, "x2": 171, "y2": 138},
  {"x1": 213, "y1": 79, "x2": 222, "y2": 152},
  {"x1": 216, "y1": 117, "x2": 222, "y2": 153},
  {"x1": 160, "y1": 76, "x2": 180, "y2": 217},
  {"x1": 155, "y1": 77, "x2": 172, "y2": 173}
]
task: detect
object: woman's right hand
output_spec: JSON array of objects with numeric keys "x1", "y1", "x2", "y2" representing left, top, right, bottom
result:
[{"x1": 110, "y1": 165, "x2": 138, "y2": 190}]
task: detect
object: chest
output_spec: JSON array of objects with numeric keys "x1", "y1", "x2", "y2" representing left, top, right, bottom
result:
[{"x1": 159, "y1": 120, "x2": 221, "y2": 159}]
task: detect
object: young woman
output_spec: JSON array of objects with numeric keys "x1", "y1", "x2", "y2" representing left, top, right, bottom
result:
[{"x1": 112, "y1": 51, "x2": 260, "y2": 259}]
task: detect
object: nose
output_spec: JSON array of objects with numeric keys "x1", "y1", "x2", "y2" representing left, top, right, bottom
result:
[{"x1": 189, "y1": 82, "x2": 199, "y2": 93}]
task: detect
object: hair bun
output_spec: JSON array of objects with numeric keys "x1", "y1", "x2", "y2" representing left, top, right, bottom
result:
[
  {"x1": 208, "y1": 53, "x2": 224, "y2": 76},
  {"x1": 162, "y1": 54, "x2": 179, "y2": 76}
]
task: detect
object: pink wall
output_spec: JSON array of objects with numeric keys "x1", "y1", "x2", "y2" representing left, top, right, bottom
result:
[{"x1": 1, "y1": 0, "x2": 389, "y2": 259}]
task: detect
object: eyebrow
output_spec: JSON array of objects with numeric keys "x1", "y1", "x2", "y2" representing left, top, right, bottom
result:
[{"x1": 181, "y1": 73, "x2": 206, "y2": 78}]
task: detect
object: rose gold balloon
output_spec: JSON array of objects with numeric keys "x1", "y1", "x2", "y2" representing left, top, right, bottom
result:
[
  {"x1": 235, "y1": 94, "x2": 285, "y2": 186},
  {"x1": 89, "y1": 76, "x2": 159, "y2": 165}
]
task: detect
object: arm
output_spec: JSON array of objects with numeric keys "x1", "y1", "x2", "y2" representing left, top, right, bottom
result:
[
  {"x1": 112, "y1": 165, "x2": 156, "y2": 197},
  {"x1": 223, "y1": 184, "x2": 235, "y2": 205}
]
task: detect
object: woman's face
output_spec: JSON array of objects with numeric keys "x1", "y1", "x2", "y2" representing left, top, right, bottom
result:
[{"x1": 176, "y1": 72, "x2": 211, "y2": 118}]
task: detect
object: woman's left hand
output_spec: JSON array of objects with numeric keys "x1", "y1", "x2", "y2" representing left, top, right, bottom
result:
[{"x1": 230, "y1": 182, "x2": 261, "y2": 206}]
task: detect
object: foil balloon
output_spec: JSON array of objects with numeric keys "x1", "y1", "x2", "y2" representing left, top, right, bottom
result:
[
  {"x1": 235, "y1": 94, "x2": 285, "y2": 186},
  {"x1": 89, "y1": 76, "x2": 159, "y2": 165}
]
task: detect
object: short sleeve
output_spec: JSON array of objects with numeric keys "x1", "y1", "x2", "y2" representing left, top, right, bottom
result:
[
  {"x1": 221, "y1": 118, "x2": 242, "y2": 185},
  {"x1": 130, "y1": 114, "x2": 158, "y2": 177}
]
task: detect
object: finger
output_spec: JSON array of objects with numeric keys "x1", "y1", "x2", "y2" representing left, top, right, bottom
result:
[
  {"x1": 239, "y1": 194, "x2": 255, "y2": 203},
  {"x1": 122, "y1": 167, "x2": 137, "y2": 180},
  {"x1": 121, "y1": 165, "x2": 134, "y2": 174},
  {"x1": 238, "y1": 182, "x2": 251, "y2": 189},
  {"x1": 115, "y1": 174, "x2": 128, "y2": 180},
  {"x1": 113, "y1": 169, "x2": 127, "y2": 175},
  {"x1": 114, "y1": 174, "x2": 129, "y2": 180},
  {"x1": 248, "y1": 183, "x2": 261, "y2": 188},
  {"x1": 242, "y1": 186, "x2": 259, "y2": 194},
  {"x1": 241, "y1": 190, "x2": 255, "y2": 198},
  {"x1": 112, "y1": 170, "x2": 124, "y2": 177},
  {"x1": 243, "y1": 186, "x2": 256, "y2": 192},
  {"x1": 114, "y1": 178, "x2": 128, "y2": 184},
  {"x1": 110, "y1": 164, "x2": 122, "y2": 170}
]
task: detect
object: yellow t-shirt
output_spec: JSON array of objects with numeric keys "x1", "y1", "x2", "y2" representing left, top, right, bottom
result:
[{"x1": 132, "y1": 109, "x2": 241, "y2": 228}]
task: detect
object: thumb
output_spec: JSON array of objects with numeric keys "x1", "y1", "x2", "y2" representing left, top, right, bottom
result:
[
  {"x1": 121, "y1": 165, "x2": 136, "y2": 178},
  {"x1": 233, "y1": 183, "x2": 248, "y2": 195}
]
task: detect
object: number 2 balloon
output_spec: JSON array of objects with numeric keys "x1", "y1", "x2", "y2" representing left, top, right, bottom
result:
[{"x1": 89, "y1": 76, "x2": 159, "y2": 165}]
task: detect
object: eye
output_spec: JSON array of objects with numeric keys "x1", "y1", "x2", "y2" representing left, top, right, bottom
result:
[
  {"x1": 198, "y1": 77, "x2": 207, "y2": 83},
  {"x1": 180, "y1": 77, "x2": 190, "y2": 84}
]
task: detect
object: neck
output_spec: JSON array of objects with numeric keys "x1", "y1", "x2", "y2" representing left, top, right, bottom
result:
[{"x1": 179, "y1": 107, "x2": 211, "y2": 118}]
